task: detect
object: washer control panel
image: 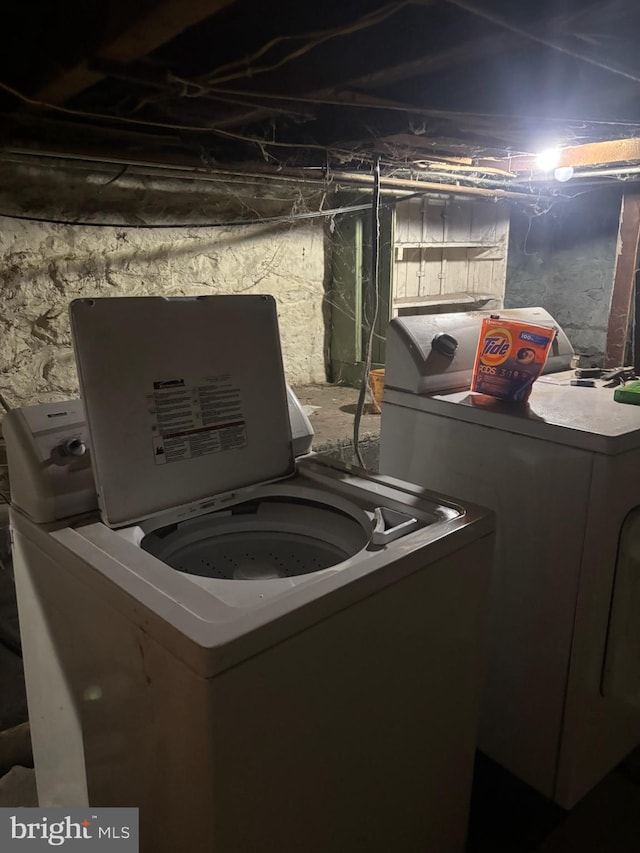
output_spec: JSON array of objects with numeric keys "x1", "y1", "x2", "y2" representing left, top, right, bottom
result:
[
  {"x1": 2, "y1": 388, "x2": 314, "y2": 525},
  {"x1": 2, "y1": 399, "x2": 98, "y2": 523}
]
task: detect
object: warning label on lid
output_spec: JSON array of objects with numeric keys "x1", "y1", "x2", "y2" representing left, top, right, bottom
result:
[{"x1": 147, "y1": 376, "x2": 247, "y2": 465}]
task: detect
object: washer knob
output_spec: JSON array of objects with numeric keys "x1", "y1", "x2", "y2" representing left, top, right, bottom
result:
[{"x1": 61, "y1": 437, "x2": 87, "y2": 458}]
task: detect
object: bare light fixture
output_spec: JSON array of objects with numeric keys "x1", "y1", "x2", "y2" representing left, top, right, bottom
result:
[
  {"x1": 535, "y1": 147, "x2": 561, "y2": 172},
  {"x1": 554, "y1": 166, "x2": 574, "y2": 183}
]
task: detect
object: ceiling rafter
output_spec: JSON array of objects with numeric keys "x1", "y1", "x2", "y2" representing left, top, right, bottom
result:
[
  {"x1": 486, "y1": 138, "x2": 640, "y2": 173},
  {"x1": 33, "y1": 0, "x2": 239, "y2": 106},
  {"x1": 318, "y1": 0, "x2": 615, "y2": 94},
  {"x1": 321, "y1": 31, "x2": 509, "y2": 93},
  {"x1": 207, "y1": 0, "x2": 614, "y2": 133},
  {"x1": 442, "y1": 0, "x2": 640, "y2": 86},
  {"x1": 2, "y1": 0, "x2": 640, "y2": 172}
]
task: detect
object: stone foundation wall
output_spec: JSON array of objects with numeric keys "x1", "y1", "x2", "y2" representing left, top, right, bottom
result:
[
  {"x1": 0, "y1": 217, "x2": 327, "y2": 408},
  {"x1": 505, "y1": 189, "x2": 622, "y2": 364}
]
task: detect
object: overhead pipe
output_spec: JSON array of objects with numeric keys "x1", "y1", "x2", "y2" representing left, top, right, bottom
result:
[
  {"x1": 512, "y1": 166, "x2": 640, "y2": 184},
  {"x1": 2, "y1": 147, "x2": 551, "y2": 202},
  {"x1": 325, "y1": 169, "x2": 551, "y2": 201}
]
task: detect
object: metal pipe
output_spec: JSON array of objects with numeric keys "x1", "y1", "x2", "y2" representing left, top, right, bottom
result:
[
  {"x1": 409, "y1": 169, "x2": 514, "y2": 188},
  {"x1": 327, "y1": 170, "x2": 551, "y2": 201},
  {"x1": 1, "y1": 148, "x2": 549, "y2": 201},
  {"x1": 513, "y1": 166, "x2": 640, "y2": 183}
]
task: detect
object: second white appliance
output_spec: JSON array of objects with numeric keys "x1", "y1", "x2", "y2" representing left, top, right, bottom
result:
[{"x1": 380, "y1": 307, "x2": 640, "y2": 808}]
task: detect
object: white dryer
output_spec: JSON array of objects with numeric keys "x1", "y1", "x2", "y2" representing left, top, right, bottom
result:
[
  {"x1": 380, "y1": 306, "x2": 640, "y2": 808},
  {"x1": 5, "y1": 296, "x2": 494, "y2": 853}
]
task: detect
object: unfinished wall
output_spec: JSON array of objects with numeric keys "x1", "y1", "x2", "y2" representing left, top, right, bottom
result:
[
  {"x1": 0, "y1": 160, "x2": 328, "y2": 408},
  {"x1": 505, "y1": 188, "x2": 623, "y2": 364}
]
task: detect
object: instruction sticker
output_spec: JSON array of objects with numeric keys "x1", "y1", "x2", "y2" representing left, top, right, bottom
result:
[{"x1": 147, "y1": 376, "x2": 247, "y2": 465}]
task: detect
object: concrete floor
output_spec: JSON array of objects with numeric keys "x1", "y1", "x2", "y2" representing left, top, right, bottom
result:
[
  {"x1": 292, "y1": 383, "x2": 381, "y2": 470},
  {"x1": 2, "y1": 384, "x2": 640, "y2": 848},
  {"x1": 292, "y1": 383, "x2": 381, "y2": 448}
]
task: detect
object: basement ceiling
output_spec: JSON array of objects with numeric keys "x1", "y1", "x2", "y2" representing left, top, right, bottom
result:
[{"x1": 1, "y1": 0, "x2": 640, "y2": 183}]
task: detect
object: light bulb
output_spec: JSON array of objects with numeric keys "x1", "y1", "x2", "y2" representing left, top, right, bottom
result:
[
  {"x1": 535, "y1": 147, "x2": 561, "y2": 172},
  {"x1": 554, "y1": 166, "x2": 574, "y2": 183}
]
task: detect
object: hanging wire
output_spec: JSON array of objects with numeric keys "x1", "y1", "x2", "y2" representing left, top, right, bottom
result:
[
  {"x1": 190, "y1": 0, "x2": 408, "y2": 88},
  {"x1": 353, "y1": 156, "x2": 382, "y2": 469},
  {"x1": 0, "y1": 201, "x2": 373, "y2": 229}
]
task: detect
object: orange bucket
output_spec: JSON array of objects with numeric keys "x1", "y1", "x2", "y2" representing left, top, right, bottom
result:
[{"x1": 369, "y1": 368, "x2": 385, "y2": 414}]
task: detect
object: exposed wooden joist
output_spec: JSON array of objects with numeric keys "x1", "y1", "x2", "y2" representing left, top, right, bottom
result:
[
  {"x1": 490, "y1": 139, "x2": 640, "y2": 173},
  {"x1": 320, "y1": 0, "x2": 608, "y2": 94},
  {"x1": 34, "y1": 0, "x2": 239, "y2": 105},
  {"x1": 605, "y1": 191, "x2": 640, "y2": 368},
  {"x1": 325, "y1": 31, "x2": 508, "y2": 92},
  {"x1": 555, "y1": 138, "x2": 640, "y2": 170},
  {"x1": 180, "y1": 0, "x2": 607, "y2": 134},
  {"x1": 442, "y1": 0, "x2": 640, "y2": 86},
  {"x1": 205, "y1": 1, "x2": 608, "y2": 140}
]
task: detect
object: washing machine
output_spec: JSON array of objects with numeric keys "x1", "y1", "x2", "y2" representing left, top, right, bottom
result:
[
  {"x1": 380, "y1": 306, "x2": 640, "y2": 808},
  {"x1": 5, "y1": 295, "x2": 494, "y2": 853}
]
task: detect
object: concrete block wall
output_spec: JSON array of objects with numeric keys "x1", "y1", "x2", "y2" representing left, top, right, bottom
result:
[
  {"x1": 0, "y1": 213, "x2": 327, "y2": 409},
  {"x1": 505, "y1": 189, "x2": 623, "y2": 364}
]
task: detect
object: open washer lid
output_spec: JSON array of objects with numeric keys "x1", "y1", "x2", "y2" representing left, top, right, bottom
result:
[{"x1": 70, "y1": 295, "x2": 295, "y2": 527}]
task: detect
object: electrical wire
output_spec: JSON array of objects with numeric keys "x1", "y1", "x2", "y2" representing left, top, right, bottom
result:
[
  {"x1": 353, "y1": 156, "x2": 382, "y2": 469},
  {"x1": 0, "y1": 173, "x2": 557, "y2": 233},
  {"x1": 0, "y1": 393, "x2": 11, "y2": 413},
  {"x1": 0, "y1": 202, "x2": 374, "y2": 230},
  {"x1": 0, "y1": 3, "x2": 407, "y2": 141},
  {"x1": 190, "y1": 1, "x2": 408, "y2": 88},
  {"x1": 101, "y1": 164, "x2": 129, "y2": 187},
  {"x1": 204, "y1": 126, "x2": 360, "y2": 159},
  {"x1": 0, "y1": 77, "x2": 367, "y2": 162},
  {"x1": 0, "y1": 78, "x2": 235, "y2": 133},
  {"x1": 6, "y1": 67, "x2": 638, "y2": 177}
]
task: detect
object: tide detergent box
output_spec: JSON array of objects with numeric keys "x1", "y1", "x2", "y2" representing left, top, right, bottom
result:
[{"x1": 471, "y1": 316, "x2": 556, "y2": 402}]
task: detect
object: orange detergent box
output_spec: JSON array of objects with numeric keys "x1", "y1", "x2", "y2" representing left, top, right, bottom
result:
[{"x1": 471, "y1": 316, "x2": 557, "y2": 402}]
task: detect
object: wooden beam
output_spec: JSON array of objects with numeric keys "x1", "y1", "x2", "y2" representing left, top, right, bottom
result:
[
  {"x1": 605, "y1": 190, "x2": 640, "y2": 367},
  {"x1": 319, "y1": 0, "x2": 608, "y2": 94},
  {"x1": 34, "y1": 0, "x2": 239, "y2": 105},
  {"x1": 443, "y1": 0, "x2": 640, "y2": 87},
  {"x1": 487, "y1": 139, "x2": 640, "y2": 173},
  {"x1": 326, "y1": 31, "x2": 508, "y2": 92}
]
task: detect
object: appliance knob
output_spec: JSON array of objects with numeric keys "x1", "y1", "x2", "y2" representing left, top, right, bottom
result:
[
  {"x1": 61, "y1": 438, "x2": 87, "y2": 458},
  {"x1": 432, "y1": 332, "x2": 458, "y2": 358}
]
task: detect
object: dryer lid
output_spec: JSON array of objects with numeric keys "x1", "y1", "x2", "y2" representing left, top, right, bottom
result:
[{"x1": 70, "y1": 296, "x2": 296, "y2": 528}]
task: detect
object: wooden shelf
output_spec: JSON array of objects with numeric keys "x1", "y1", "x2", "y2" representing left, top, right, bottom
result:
[
  {"x1": 395, "y1": 242, "x2": 505, "y2": 262},
  {"x1": 396, "y1": 241, "x2": 500, "y2": 249},
  {"x1": 393, "y1": 292, "x2": 498, "y2": 307}
]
